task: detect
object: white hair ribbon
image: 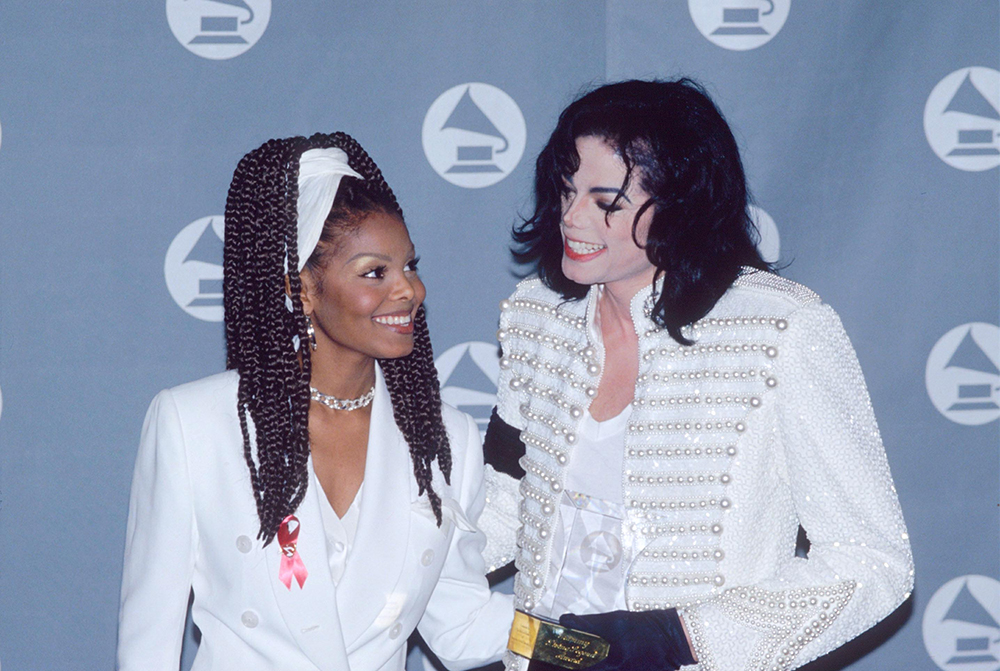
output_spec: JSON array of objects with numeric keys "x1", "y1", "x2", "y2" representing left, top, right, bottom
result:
[{"x1": 293, "y1": 147, "x2": 364, "y2": 271}]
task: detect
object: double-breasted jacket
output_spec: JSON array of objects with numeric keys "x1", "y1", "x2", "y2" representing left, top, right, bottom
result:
[{"x1": 118, "y1": 365, "x2": 513, "y2": 671}]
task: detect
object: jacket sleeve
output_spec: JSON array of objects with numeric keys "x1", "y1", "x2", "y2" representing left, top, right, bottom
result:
[
  {"x1": 680, "y1": 302, "x2": 914, "y2": 671},
  {"x1": 117, "y1": 390, "x2": 197, "y2": 670},
  {"x1": 476, "y1": 311, "x2": 531, "y2": 574},
  {"x1": 495, "y1": 303, "x2": 528, "y2": 432},
  {"x1": 417, "y1": 412, "x2": 515, "y2": 671},
  {"x1": 479, "y1": 408, "x2": 524, "y2": 573}
]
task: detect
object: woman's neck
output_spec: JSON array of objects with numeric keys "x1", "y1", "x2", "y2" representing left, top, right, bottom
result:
[{"x1": 309, "y1": 347, "x2": 377, "y2": 399}]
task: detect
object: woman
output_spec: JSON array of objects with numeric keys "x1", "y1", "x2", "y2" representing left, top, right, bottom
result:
[
  {"x1": 482, "y1": 80, "x2": 914, "y2": 671},
  {"x1": 118, "y1": 132, "x2": 512, "y2": 670}
]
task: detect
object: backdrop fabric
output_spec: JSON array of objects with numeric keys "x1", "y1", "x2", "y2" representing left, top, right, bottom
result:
[{"x1": 0, "y1": 3, "x2": 996, "y2": 670}]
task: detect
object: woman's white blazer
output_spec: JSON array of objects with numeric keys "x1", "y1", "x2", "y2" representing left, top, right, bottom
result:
[{"x1": 118, "y1": 366, "x2": 513, "y2": 671}]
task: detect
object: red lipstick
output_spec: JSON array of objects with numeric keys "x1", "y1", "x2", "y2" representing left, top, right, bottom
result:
[{"x1": 563, "y1": 238, "x2": 606, "y2": 262}]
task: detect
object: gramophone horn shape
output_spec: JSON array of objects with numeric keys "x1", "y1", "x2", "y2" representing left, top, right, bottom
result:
[{"x1": 441, "y1": 87, "x2": 510, "y2": 154}]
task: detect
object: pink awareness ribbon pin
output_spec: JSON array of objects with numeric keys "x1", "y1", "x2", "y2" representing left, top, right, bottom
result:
[{"x1": 278, "y1": 515, "x2": 308, "y2": 589}]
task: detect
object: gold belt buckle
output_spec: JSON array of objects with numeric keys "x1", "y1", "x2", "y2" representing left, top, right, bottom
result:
[{"x1": 507, "y1": 610, "x2": 610, "y2": 670}]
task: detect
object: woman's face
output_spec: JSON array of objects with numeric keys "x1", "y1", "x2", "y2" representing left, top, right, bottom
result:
[
  {"x1": 301, "y1": 211, "x2": 425, "y2": 361},
  {"x1": 560, "y1": 135, "x2": 656, "y2": 293}
]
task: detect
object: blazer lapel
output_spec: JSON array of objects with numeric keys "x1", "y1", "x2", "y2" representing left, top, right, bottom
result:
[
  {"x1": 264, "y1": 459, "x2": 350, "y2": 670},
  {"x1": 336, "y1": 364, "x2": 413, "y2": 649}
]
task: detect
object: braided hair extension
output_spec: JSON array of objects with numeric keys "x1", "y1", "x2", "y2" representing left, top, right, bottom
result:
[{"x1": 224, "y1": 132, "x2": 451, "y2": 545}]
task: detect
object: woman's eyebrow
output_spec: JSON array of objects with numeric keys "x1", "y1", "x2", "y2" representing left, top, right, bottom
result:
[
  {"x1": 346, "y1": 245, "x2": 415, "y2": 264},
  {"x1": 346, "y1": 252, "x2": 392, "y2": 263}
]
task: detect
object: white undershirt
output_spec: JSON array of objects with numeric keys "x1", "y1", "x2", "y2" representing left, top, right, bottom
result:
[
  {"x1": 538, "y1": 404, "x2": 631, "y2": 616},
  {"x1": 569, "y1": 281, "x2": 628, "y2": 501},
  {"x1": 565, "y1": 405, "x2": 630, "y2": 501},
  {"x1": 313, "y1": 471, "x2": 362, "y2": 585},
  {"x1": 538, "y1": 288, "x2": 633, "y2": 615}
]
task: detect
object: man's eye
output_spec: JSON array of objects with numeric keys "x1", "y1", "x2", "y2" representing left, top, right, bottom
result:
[
  {"x1": 596, "y1": 201, "x2": 622, "y2": 213},
  {"x1": 362, "y1": 265, "x2": 386, "y2": 279},
  {"x1": 406, "y1": 257, "x2": 420, "y2": 272}
]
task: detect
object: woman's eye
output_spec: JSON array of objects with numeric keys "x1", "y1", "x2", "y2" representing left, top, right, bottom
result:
[
  {"x1": 362, "y1": 265, "x2": 386, "y2": 279},
  {"x1": 405, "y1": 257, "x2": 420, "y2": 273}
]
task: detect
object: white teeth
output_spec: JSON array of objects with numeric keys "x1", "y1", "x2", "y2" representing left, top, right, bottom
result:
[
  {"x1": 374, "y1": 314, "x2": 412, "y2": 326},
  {"x1": 566, "y1": 239, "x2": 605, "y2": 254}
]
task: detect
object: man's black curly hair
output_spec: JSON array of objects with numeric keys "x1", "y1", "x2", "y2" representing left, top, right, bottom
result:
[{"x1": 514, "y1": 78, "x2": 774, "y2": 344}]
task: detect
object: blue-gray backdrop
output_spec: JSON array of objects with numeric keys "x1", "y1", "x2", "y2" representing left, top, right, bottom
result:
[{"x1": 0, "y1": 2, "x2": 997, "y2": 670}]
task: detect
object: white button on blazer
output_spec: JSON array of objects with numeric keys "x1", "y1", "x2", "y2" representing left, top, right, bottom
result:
[{"x1": 118, "y1": 365, "x2": 513, "y2": 671}]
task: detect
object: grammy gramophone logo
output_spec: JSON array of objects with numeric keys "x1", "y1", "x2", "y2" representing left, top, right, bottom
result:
[
  {"x1": 422, "y1": 83, "x2": 526, "y2": 189},
  {"x1": 925, "y1": 67, "x2": 1000, "y2": 171},
  {"x1": 926, "y1": 323, "x2": 1000, "y2": 426},
  {"x1": 164, "y1": 215, "x2": 225, "y2": 322},
  {"x1": 688, "y1": 0, "x2": 791, "y2": 51},
  {"x1": 924, "y1": 575, "x2": 1000, "y2": 671},
  {"x1": 166, "y1": 0, "x2": 271, "y2": 60},
  {"x1": 434, "y1": 341, "x2": 500, "y2": 438}
]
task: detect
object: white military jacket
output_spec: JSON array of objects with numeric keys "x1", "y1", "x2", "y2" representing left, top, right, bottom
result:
[{"x1": 483, "y1": 271, "x2": 913, "y2": 671}]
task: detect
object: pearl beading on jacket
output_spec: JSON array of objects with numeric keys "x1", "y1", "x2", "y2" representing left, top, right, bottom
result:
[
  {"x1": 490, "y1": 271, "x2": 913, "y2": 671},
  {"x1": 497, "y1": 278, "x2": 783, "y2": 615}
]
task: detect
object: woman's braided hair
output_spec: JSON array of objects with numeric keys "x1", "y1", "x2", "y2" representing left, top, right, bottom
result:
[{"x1": 223, "y1": 132, "x2": 451, "y2": 545}]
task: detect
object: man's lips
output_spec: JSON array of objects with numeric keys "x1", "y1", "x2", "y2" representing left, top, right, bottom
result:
[{"x1": 564, "y1": 237, "x2": 607, "y2": 261}]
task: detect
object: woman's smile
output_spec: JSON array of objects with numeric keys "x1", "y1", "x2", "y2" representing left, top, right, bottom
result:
[
  {"x1": 301, "y1": 210, "x2": 425, "y2": 361},
  {"x1": 372, "y1": 310, "x2": 414, "y2": 334}
]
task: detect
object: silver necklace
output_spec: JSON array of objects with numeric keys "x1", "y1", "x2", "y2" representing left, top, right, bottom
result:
[{"x1": 310, "y1": 384, "x2": 375, "y2": 411}]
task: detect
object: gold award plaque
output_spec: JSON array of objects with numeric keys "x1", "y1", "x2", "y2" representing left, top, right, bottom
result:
[{"x1": 507, "y1": 610, "x2": 610, "y2": 670}]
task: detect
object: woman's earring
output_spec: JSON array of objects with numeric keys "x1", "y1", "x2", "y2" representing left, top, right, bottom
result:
[{"x1": 305, "y1": 315, "x2": 318, "y2": 351}]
